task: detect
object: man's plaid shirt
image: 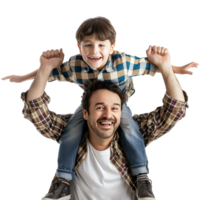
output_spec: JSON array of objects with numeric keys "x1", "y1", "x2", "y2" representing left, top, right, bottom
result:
[{"x1": 21, "y1": 90, "x2": 188, "y2": 194}]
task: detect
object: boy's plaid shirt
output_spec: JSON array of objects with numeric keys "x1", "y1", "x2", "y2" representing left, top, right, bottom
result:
[
  {"x1": 48, "y1": 50, "x2": 156, "y2": 97},
  {"x1": 21, "y1": 90, "x2": 188, "y2": 194}
]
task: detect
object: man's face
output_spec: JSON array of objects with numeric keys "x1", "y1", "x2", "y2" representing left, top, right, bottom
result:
[
  {"x1": 78, "y1": 34, "x2": 115, "y2": 71},
  {"x1": 83, "y1": 89, "x2": 121, "y2": 140}
]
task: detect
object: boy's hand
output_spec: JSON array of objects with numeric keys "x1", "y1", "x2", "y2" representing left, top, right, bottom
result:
[
  {"x1": 174, "y1": 62, "x2": 198, "y2": 75},
  {"x1": 40, "y1": 49, "x2": 64, "y2": 70},
  {"x1": 146, "y1": 45, "x2": 172, "y2": 74},
  {"x1": 1, "y1": 75, "x2": 24, "y2": 83}
]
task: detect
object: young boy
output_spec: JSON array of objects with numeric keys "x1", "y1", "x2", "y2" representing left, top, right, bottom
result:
[{"x1": 2, "y1": 17, "x2": 197, "y2": 200}]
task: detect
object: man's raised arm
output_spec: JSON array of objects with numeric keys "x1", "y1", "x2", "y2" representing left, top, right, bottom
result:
[
  {"x1": 27, "y1": 49, "x2": 64, "y2": 101},
  {"x1": 146, "y1": 45, "x2": 184, "y2": 102},
  {"x1": 133, "y1": 46, "x2": 188, "y2": 146}
]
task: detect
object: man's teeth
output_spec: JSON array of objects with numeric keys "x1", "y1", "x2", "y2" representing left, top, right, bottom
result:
[{"x1": 100, "y1": 122, "x2": 112, "y2": 125}]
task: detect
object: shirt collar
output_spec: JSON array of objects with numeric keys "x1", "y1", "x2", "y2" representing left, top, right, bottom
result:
[{"x1": 85, "y1": 129, "x2": 119, "y2": 155}]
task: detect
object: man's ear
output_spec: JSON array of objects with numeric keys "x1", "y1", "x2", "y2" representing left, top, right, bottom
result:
[{"x1": 82, "y1": 108, "x2": 88, "y2": 120}]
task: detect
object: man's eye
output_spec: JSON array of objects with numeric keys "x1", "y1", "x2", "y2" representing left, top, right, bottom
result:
[
  {"x1": 97, "y1": 107, "x2": 118, "y2": 110},
  {"x1": 97, "y1": 107, "x2": 104, "y2": 110},
  {"x1": 99, "y1": 45, "x2": 104, "y2": 47},
  {"x1": 113, "y1": 107, "x2": 118, "y2": 111}
]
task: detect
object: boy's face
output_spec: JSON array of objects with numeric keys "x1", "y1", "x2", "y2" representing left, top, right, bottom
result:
[{"x1": 78, "y1": 34, "x2": 115, "y2": 71}]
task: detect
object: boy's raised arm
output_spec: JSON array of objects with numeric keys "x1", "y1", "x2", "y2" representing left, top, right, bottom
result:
[
  {"x1": 21, "y1": 68, "x2": 38, "y2": 82},
  {"x1": 1, "y1": 69, "x2": 38, "y2": 82}
]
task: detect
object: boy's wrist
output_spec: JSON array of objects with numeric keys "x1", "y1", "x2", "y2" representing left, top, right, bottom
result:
[
  {"x1": 20, "y1": 69, "x2": 38, "y2": 81},
  {"x1": 172, "y1": 65, "x2": 178, "y2": 74}
]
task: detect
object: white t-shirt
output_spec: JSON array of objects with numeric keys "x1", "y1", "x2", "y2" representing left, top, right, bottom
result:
[{"x1": 70, "y1": 140, "x2": 136, "y2": 200}]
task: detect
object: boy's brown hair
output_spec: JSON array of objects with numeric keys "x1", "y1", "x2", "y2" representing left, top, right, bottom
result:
[{"x1": 76, "y1": 17, "x2": 116, "y2": 45}]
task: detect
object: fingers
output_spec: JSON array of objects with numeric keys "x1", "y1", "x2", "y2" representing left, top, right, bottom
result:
[
  {"x1": 146, "y1": 45, "x2": 165, "y2": 56},
  {"x1": 1, "y1": 76, "x2": 12, "y2": 80},
  {"x1": 161, "y1": 47, "x2": 165, "y2": 55},
  {"x1": 157, "y1": 46, "x2": 161, "y2": 55},
  {"x1": 42, "y1": 49, "x2": 64, "y2": 59},
  {"x1": 190, "y1": 61, "x2": 200, "y2": 68},
  {"x1": 152, "y1": 46, "x2": 157, "y2": 54},
  {"x1": 188, "y1": 62, "x2": 199, "y2": 68},
  {"x1": 149, "y1": 46, "x2": 168, "y2": 55},
  {"x1": 60, "y1": 48, "x2": 65, "y2": 59},
  {"x1": 146, "y1": 45, "x2": 152, "y2": 56}
]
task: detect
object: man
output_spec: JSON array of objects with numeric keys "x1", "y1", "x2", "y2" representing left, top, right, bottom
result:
[{"x1": 21, "y1": 47, "x2": 187, "y2": 200}]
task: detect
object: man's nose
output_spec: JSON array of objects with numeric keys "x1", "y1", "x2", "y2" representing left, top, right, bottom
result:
[{"x1": 103, "y1": 108, "x2": 112, "y2": 119}]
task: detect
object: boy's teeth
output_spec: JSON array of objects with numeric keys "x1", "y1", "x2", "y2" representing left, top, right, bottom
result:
[{"x1": 90, "y1": 57, "x2": 101, "y2": 60}]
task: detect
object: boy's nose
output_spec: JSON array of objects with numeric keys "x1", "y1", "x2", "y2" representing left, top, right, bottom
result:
[{"x1": 91, "y1": 46, "x2": 99, "y2": 54}]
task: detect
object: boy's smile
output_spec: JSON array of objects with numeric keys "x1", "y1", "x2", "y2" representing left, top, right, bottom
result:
[{"x1": 78, "y1": 34, "x2": 115, "y2": 71}]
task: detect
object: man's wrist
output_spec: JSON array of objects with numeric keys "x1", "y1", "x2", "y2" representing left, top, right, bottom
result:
[
  {"x1": 26, "y1": 65, "x2": 51, "y2": 101},
  {"x1": 160, "y1": 63, "x2": 174, "y2": 79},
  {"x1": 161, "y1": 63, "x2": 185, "y2": 102},
  {"x1": 38, "y1": 65, "x2": 53, "y2": 78}
]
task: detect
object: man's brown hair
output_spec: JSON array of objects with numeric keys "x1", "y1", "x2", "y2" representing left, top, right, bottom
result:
[{"x1": 81, "y1": 80, "x2": 128, "y2": 114}]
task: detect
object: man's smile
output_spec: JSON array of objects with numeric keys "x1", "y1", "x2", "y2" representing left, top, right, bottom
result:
[{"x1": 98, "y1": 121, "x2": 114, "y2": 129}]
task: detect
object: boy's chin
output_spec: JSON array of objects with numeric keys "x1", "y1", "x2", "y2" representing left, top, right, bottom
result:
[{"x1": 90, "y1": 65, "x2": 103, "y2": 70}]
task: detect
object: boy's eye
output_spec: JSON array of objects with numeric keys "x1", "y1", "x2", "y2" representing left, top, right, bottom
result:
[
  {"x1": 86, "y1": 44, "x2": 104, "y2": 47},
  {"x1": 99, "y1": 45, "x2": 104, "y2": 47},
  {"x1": 86, "y1": 45, "x2": 91, "y2": 47}
]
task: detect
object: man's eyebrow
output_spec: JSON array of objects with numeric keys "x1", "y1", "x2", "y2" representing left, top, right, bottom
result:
[{"x1": 95, "y1": 102, "x2": 121, "y2": 107}]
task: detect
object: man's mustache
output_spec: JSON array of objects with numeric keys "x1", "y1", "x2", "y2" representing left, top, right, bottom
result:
[{"x1": 97, "y1": 117, "x2": 116, "y2": 124}]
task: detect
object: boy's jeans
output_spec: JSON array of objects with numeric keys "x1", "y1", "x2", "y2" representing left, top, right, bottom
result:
[{"x1": 56, "y1": 104, "x2": 148, "y2": 181}]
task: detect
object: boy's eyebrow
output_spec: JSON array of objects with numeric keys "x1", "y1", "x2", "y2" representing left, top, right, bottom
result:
[
  {"x1": 82, "y1": 40, "x2": 92, "y2": 43},
  {"x1": 95, "y1": 102, "x2": 121, "y2": 107},
  {"x1": 82, "y1": 39, "x2": 107, "y2": 43}
]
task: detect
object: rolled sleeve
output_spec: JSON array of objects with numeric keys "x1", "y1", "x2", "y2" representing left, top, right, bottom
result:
[
  {"x1": 21, "y1": 91, "x2": 72, "y2": 142},
  {"x1": 133, "y1": 90, "x2": 188, "y2": 146}
]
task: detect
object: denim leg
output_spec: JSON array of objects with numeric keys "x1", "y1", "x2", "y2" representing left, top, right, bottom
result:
[
  {"x1": 56, "y1": 105, "x2": 86, "y2": 181},
  {"x1": 118, "y1": 103, "x2": 148, "y2": 175}
]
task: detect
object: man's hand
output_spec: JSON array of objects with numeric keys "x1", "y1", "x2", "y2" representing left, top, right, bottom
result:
[
  {"x1": 40, "y1": 49, "x2": 64, "y2": 70},
  {"x1": 146, "y1": 45, "x2": 171, "y2": 74}
]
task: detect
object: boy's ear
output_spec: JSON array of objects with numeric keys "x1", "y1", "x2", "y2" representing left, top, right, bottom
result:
[
  {"x1": 110, "y1": 43, "x2": 115, "y2": 54},
  {"x1": 77, "y1": 43, "x2": 82, "y2": 55}
]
